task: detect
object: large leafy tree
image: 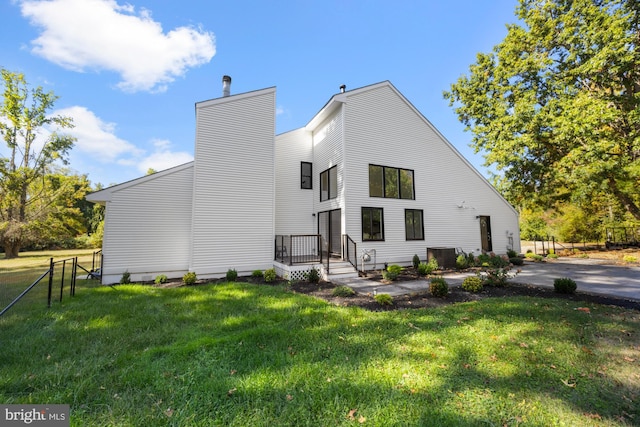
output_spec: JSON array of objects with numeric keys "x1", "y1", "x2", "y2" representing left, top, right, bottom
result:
[
  {"x1": 445, "y1": 0, "x2": 640, "y2": 221},
  {"x1": 0, "y1": 68, "x2": 76, "y2": 258}
]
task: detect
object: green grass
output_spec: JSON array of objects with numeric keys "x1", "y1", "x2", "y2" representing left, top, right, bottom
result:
[{"x1": 1, "y1": 265, "x2": 639, "y2": 425}]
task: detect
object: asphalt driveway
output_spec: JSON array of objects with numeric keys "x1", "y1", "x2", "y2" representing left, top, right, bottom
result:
[{"x1": 515, "y1": 258, "x2": 640, "y2": 302}]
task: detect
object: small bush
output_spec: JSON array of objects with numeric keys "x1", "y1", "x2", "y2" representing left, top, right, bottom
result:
[
  {"x1": 455, "y1": 254, "x2": 468, "y2": 270},
  {"x1": 264, "y1": 268, "x2": 277, "y2": 283},
  {"x1": 554, "y1": 277, "x2": 577, "y2": 294},
  {"x1": 374, "y1": 293, "x2": 394, "y2": 306},
  {"x1": 510, "y1": 257, "x2": 524, "y2": 266},
  {"x1": 467, "y1": 252, "x2": 476, "y2": 267},
  {"x1": 120, "y1": 271, "x2": 131, "y2": 284},
  {"x1": 547, "y1": 253, "x2": 559, "y2": 259},
  {"x1": 251, "y1": 269, "x2": 263, "y2": 278},
  {"x1": 226, "y1": 268, "x2": 238, "y2": 282},
  {"x1": 622, "y1": 255, "x2": 638, "y2": 263},
  {"x1": 305, "y1": 267, "x2": 320, "y2": 283},
  {"x1": 525, "y1": 253, "x2": 544, "y2": 262},
  {"x1": 412, "y1": 254, "x2": 421, "y2": 269},
  {"x1": 383, "y1": 264, "x2": 403, "y2": 281},
  {"x1": 429, "y1": 277, "x2": 449, "y2": 297},
  {"x1": 154, "y1": 274, "x2": 168, "y2": 285},
  {"x1": 332, "y1": 285, "x2": 355, "y2": 297},
  {"x1": 418, "y1": 258, "x2": 439, "y2": 276},
  {"x1": 507, "y1": 249, "x2": 518, "y2": 258},
  {"x1": 461, "y1": 276, "x2": 483, "y2": 293},
  {"x1": 183, "y1": 272, "x2": 197, "y2": 286}
]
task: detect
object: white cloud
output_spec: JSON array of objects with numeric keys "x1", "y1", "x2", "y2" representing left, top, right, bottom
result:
[
  {"x1": 55, "y1": 106, "x2": 142, "y2": 161},
  {"x1": 137, "y1": 138, "x2": 193, "y2": 174},
  {"x1": 20, "y1": 0, "x2": 216, "y2": 92}
]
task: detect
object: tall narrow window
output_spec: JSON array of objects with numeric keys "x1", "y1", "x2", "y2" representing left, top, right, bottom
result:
[
  {"x1": 362, "y1": 207, "x2": 384, "y2": 241},
  {"x1": 301, "y1": 162, "x2": 312, "y2": 189},
  {"x1": 405, "y1": 209, "x2": 424, "y2": 240},
  {"x1": 400, "y1": 169, "x2": 414, "y2": 199},
  {"x1": 384, "y1": 167, "x2": 399, "y2": 198},
  {"x1": 369, "y1": 165, "x2": 383, "y2": 197},
  {"x1": 320, "y1": 166, "x2": 337, "y2": 201}
]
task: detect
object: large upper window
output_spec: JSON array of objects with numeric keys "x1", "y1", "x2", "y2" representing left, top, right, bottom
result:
[
  {"x1": 369, "y1": 164, "x2": 414, "y2": 199},
  {"x1": 320, "y1": 166, "x2": 337, "y2": 201},
  {"x1": 362, "y1": 207, "x2": 384, "y2": 241},
  {"x1": 405, "y1": 209, "x2": 424, "y2": 240},
  {"x1": 301, "y1": 162, "x2": 312, "y2": 189}
]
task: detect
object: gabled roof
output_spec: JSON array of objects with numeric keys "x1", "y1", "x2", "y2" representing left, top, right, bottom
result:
[{"x1": 86, "y1": 161, "x2": 194, "y2": 203}]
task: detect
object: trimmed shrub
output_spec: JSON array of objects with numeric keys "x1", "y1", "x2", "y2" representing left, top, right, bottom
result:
[
  {"x1": 305, "y1": 267, "x2": 320, "y2": 283},
  {"x1": 525, "y1": 253, "x2": 544, "y2": 262},
  {"x1": 251, "y1": 269, "x2": 263, "y2": 278},
  {"x1": 510, "y1": 257, "x2": 524, "y2": 266},
  {"x1": 412, "y1": 254, "x2": 421, "y2": 270},
  {"x1": 554, "y1": 277, "x2": 577, "y2": 294},
  {"x1": 547, "y1": 253, "x2": 559, "y2": 259},
  {"x1": 263, "y1": 268, "x2": 277, "y2": 283},
  {"x1": 507, "y1": 249, "x2": 518, "y2": 258},
  {"x1": 332, "y1": 285, "x2": 355, "y2": 297},
  {"x1": 226, "y1": 268, "x2": 238, "y2": 282},
  {"x1": 461, "y1": 276, "x2": 483, "y2": 293},
  {"x1": 374, "y1": 293, "x2": 394, "y2": 306},
  {"x1": 120, "y1": 271, "x2": 131, "y2": 284},
  {"x1": 383, "y1": 264, "x2": 403, "y2": 281},
  {"x1": 455, "y1": 254, "x2": 468, "y2": 270},
  {"x1": 622, "y1": 255, "x2": 638, "y2": 263},
  {"x1": 429, "y1": 277, "x2": 449, "y2": 297},
  {"x1": 481, "y1": 267, "x2": 513, "y2": 287},
  {"x1": 183, "y1": 272, "x2": 197, "y2": 286},
  {"x1": 154, "y1": 274, "x2": 168, "y2": 285}
]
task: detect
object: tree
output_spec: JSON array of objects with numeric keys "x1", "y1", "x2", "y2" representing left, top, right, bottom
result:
[
  {"x1": 444, "y1": 0, "x2": 640, "y2": 221},
  {"x1": 0, "y1": 69, "x2": 76, "y2": 258}
]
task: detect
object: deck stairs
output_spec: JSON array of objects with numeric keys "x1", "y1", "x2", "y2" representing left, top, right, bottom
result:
[{"x1": 326, "y1": 259, "x2": 359, "y2": 281}]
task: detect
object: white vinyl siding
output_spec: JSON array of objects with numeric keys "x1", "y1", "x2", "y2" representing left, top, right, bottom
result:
[
  {"x1": 190, "y1": 88, "x2": 276, "y2": 276},
  {"x1": 313, "y1": 107, "x2": 345, "y2": 232},
  {"x1": 342, "y1": 83, "x2": 519, "y2": 263},
  {"x1": 275, "y1": 128, "x2": 315, "y2": 235},
  {"x1": 99, "y1": 165, "x2": 194, "y2": 283}
]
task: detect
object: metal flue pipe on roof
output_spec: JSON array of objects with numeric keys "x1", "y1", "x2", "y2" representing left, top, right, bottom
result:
[{"x1": 222, "y1": 75, "x2": 232, "y2": 97}]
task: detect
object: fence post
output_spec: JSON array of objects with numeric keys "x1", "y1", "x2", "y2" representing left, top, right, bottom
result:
[
  {"x1": 71, "y1": 257, "x2": 77, "y2": 296},
  {"x1": 60, "y1": 259, "x2": 66, "y2": 302},
  {"x1": 47, "y1": 258, "x2": 54, "y2": 308}
]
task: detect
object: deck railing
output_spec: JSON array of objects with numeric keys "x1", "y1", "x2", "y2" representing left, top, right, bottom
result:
[
  {"x1": 343, "y1": 234, "x2": 358, "y2": 270},
  {"x1": 275, "y1": 234, "x2": 329, "y2": 273}
]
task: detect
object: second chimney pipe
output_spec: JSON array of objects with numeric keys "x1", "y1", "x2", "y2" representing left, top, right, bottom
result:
[{"x1": 222, "y1": 75, "x2": 232, "y2": 97}]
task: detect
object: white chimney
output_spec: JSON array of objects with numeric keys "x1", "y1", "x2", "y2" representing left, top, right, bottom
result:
[{"x1": 222, "y1": 75, "x2": 232, "y2": 97}]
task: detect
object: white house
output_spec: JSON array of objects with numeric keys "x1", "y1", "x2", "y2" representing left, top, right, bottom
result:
[{"x1": 87, "y1": 78, "x2": 520, "y2": 284}]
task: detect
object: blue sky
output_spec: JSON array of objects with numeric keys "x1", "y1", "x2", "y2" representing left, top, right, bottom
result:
[{"x1": 1, "y1": 0, "x2": 519, "y2": 187}]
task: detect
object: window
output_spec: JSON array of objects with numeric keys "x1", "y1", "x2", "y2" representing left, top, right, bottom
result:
[
  {"x1": 405, "y1": 209, "x2": 424, "y2": 240},
  {"x1": 369, "y1": 164, "x2": 414, "y2": 199},
  {"x1": 320, "y1": 166, "x2": 337, "y2": 201},
  {"x1": 362, "y1": 207, "x2": 384, "y2": 241},
  {"x1": 301, "y1": 162, "x2": 312, "y2": 189}
]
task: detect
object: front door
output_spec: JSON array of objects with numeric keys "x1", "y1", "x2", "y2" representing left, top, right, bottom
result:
[
  {"x1": 318, "y1": 209, "x2": 341, "y2": 257},
  {"x1": 479, "y1": 215, "x2": 493, "y2": 252}
]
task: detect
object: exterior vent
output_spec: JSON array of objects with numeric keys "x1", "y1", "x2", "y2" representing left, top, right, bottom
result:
[
  {"x1": 222, "y1": 75, "x2": 232, "y2": 97},
  {"x1": 339, "y1": 84, "x2": 346, "y2": 93}
]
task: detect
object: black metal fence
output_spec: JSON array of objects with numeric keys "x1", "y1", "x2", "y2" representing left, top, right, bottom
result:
[{"x1": 0, "y1": 255, "x2": 96, "y2": 318}]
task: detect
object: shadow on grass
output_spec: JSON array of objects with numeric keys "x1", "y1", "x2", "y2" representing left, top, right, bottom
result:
[{"x1": 0, "y1": 282, "x2": 638, "y2": 425}]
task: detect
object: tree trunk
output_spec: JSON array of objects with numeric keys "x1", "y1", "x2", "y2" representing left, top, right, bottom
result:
[
  {"x1": 608, "y1": 178, "x2": 640, "y2": 221},
  {"x1": 3, "y1": 241, "x2": 20, "y2": 259}
]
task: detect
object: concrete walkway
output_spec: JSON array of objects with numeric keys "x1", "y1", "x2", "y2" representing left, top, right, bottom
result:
[{"x1": 333, "y1": 258, "x2": 640, "y2": 302}]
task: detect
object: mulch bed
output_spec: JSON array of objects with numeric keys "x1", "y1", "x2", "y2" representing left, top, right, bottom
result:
[
  {"x1": 153, "y1": 269, "x2": 640, "y2": 312},
  {"x1": 288, "y1": 279, "x2": 640, "y2": 312}
]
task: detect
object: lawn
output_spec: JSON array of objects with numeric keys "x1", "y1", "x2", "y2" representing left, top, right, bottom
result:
[{"x1": 1, "y1": 273, "x2": 639, "y2": 426}]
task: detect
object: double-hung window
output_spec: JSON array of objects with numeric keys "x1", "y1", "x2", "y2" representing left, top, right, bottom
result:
[
  {"x1": 301, "y1": 162, "x2": 312, "y2": 189},
  {"x1": 362, "y1": 207, "x2": 384, "y2": 241},
  {"x1": 405, "y1": 209, "x2": 424, "y2": 240}
]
